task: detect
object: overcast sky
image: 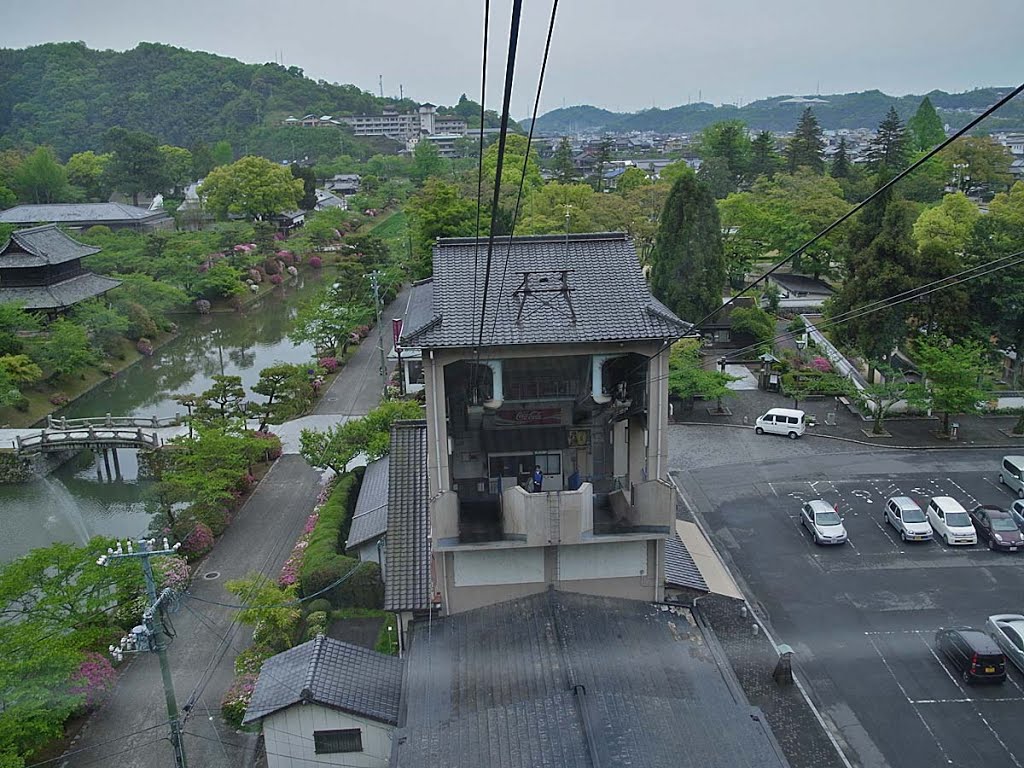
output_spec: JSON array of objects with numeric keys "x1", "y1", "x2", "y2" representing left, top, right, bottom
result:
[{"x1": 1, "y1": 0, "x2": 1021, "y2": 119}]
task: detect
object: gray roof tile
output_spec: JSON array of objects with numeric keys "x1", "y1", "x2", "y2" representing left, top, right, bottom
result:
[
  {"x1": 0, "y1": 202, "x2": 170, "y2": 225},
  {"x1": 392, "y1": 591, "x2": 785, "y2": 768},
  {"x1": 0, "y1": 273, "x2": 121, "y2": 310},
  {"x1": 664, "y1": 529, "x2": 709, "y2": 592},
  {"x1": 402, "y1": 233, "x2": 690, "y2": 349},
  {"x1": 243, "y1": 635, "x2": 403, "y2": 726},
  {"x1": 384, "y1": 421, "x2": 431, "y2": 612},
  {"x1": 346, "y1": 456, "x2": 390, "y2": 550},
  {"x1": 0, "y1": 224, "x2": 100, "y2": 266}
]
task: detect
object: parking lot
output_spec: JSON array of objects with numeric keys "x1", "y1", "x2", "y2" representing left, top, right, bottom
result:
[{"x1": 679, "y1": 450, "x2": 1024, "y2": 768}]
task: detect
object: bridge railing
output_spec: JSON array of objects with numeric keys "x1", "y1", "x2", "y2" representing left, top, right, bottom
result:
[
  {"x1": 15, "y1": 427, "x2": 162, "y2": 454},
  {"x1": 46, "y1": 413, "x2": 181, "y2": 430}
]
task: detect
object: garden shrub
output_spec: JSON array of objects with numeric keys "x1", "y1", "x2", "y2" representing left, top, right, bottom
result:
[
  {"x1": 303, "y1": 610, "x2": 329, "y2": 641},
  {"x1": 69, "y1": 652, "x2": 118, "y2": 714},
  {"x1": 221, "y1": 673, "x2": 257, "y2": 729},
  {"x1": 49, "y1": 392, "x2": 69, "y2": 406},
  {"x1": 318, "y1": 356, "x2": 339, "y2": 373},
  {"x1": 269, "y1": 274, "x2": 283, "y2": 285},
  {"x1": 332, "y1": 561, "x2": 383, "y2": 609},
  {"x1": 308, "y1": 256, "x2": 323, "y2": 268},
  {"x1": 305, "y1": 598, "x2": 332, "y2": 616},
  {"x1": 252, "y1": 430, "x2": 283, "y2": 461},
  {"x1": 136, "y1": 338, "x2": 154, "y2": 356},
  {"x1": 181, "y1": 522, "x2": 214, "y2": 561},
  {"x1": 233, "y1": 644, "x2": 275, "y2": 676}
]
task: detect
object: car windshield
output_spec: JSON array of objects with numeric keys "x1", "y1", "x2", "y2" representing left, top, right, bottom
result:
[
  {"x1": 815, "y1": 511, "x2": 841, "y2": 526},
  {"x1": 945, "y1": 512, "x2": 970, "y2": 527},
  {"x1": 992, "y1": 517, "x2": 1018, "y2": 532},
  {"x1": 902, "y1": 508, "x2": 926, "y2": 523}
]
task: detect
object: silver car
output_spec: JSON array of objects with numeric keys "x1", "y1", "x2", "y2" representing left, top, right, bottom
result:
[
  {"x1": 884, "y1": 496, "x2": 932, "y2": 542},
  {"x1": 801, "y1": 499, "x2": 848, "y2": 545},
  {"x1": 986, "y1": 614, "x2": 1024, "y2": 673}
]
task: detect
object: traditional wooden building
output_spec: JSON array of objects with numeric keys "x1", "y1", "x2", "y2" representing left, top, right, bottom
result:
[{"x1": 0, "y1": 224, "x2": 120, "y2": 315}]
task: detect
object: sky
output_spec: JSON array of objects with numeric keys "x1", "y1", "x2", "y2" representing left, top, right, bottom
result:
[{"x1": 1, "y1": 0, "x2": 1022, "y2": 120}]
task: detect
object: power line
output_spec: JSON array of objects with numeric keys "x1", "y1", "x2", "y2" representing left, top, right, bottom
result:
[
  {"x1": 23, "y1": 722, "x2": 170, "y2": 768},
  {"x1": 471, "y1": 0, "x2": 491, "y2": 357},
  {"x1": 488, "y1": 0, "x2": 560, "y2": 345},
  {"x1": 183, "y1": 560, "x2": 368, "y2": 610}
]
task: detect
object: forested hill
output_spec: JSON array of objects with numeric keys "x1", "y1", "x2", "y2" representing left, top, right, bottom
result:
[
  {"x1": 527, "y1": 88, "x2": 1024, "y2": 134},
  {"x1": 0, "y1": 42, "x2": 412, "y2": 157}
]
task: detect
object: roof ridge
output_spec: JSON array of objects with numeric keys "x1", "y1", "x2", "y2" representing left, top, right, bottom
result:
[{"x1": 300, "y1": 634, "x2": 325, "y2": 701}]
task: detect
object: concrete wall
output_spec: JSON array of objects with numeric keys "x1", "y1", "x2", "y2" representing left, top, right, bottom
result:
[
  {"x1": 558, "y1": 540, "x2": 647, "y2": 580},
  {"x1": 453, "y1": 547, "x2": 545, "y2": 586},
  {"x1": 263, "y1": 704, "x2": 393, "y2": 768},
  {"x1": 501, "y1": 483, "x2": 593, "y2": 546}
]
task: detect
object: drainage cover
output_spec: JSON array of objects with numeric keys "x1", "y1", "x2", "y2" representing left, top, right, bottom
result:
[{"x1": 202, "y1": 571, "x2": 220, "y2": 580}]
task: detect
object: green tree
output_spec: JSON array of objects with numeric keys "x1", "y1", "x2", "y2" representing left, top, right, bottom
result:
[
  {"x1": 290, "y1": 164, "x2": 317, "y2": 210},
  {"x1": 940, "y1": 136, "x2": 1014, "y2": 190},
  {"x1": 253, "y1": 363, "x2": 314, "y2": 430},
  {"x1": 0, "y1": 355, "x2": 41, "y2": 386},
  {"x1": 199, "y1": 156, "x2": 303, "y2": 221},
  {"x1": 0, "y1": 304, "x2": 39, "y2": 357},
  {"x1": 616, "y1": 167, "x2": 650, "y2": 194},
  {"x1": 749, "y1": 131, "x2": 781, "y2": 181},
  {"x1": 102, "y1": 128, "x2": 168, "y2": 206},
  {"x1": 190, "y1": 141, "x2": 216, "y2": 178},
  {"x1": 552, "y1": 137, "x2": 577, "y2": 183},
  {"x1": 649, "y1": 171, "x2": 727, "y2": 322},
  {"x1": 65, "y1": 151, "x2": 111, "y2": 201},
  {"x1": 729, "y1": 305, "x2": 775, "y2": 345},
  {"x1": 37, "y1": 319, "x2": 97, "y2": 379},
  {"x1": 411, "y1": 140, "x2": 446, "y2": 185},
  {"x1": 195, "y1": 374, "x2": 247, "y2": 426},
  {"x1": 667, "y1": 339, "x2": 738, "y2": 413},
  {"x1": 695, "y1": 120, "x2": 751, "y2": 189},
  {"x1": 866, "y1": 107, "x2": 910, "y2": 173},
  {"x1": 69, "y1": 300, "x2": 130, "y2": 357},
  {"x1": 908, "y1": 336, "x2": 991, "y2": 436},
  {"x1": 907, "y1": 97, "x2": 946, "y2": 151},
  {"x1": 13, "y1": 147, "x2": 69, "y2": 204},
  {"x1": 406, "y1": 178, "x2": 476, "y2": 277},
  {"x1": 211, "y1": 140, "x2": 234, "y2": 167},
  {"x1": 786, "y1": 108, "x2": 825, "y2": 174},
  {"x1": 290, "y1": 295, "x2": 373, "y2": 356},
  {"x1": 589, "y1": 138, "x2": 613, "y2": 191},
  {"x1": 299, "y1": 399, "x2": 422, "y2": 474},
  {"x1": 830, "y1": 137, "x2": 851, "y2": 179},
  {"x1": 912, "y1": 192, "x2": 979, "y2": 254},
  {"x1": 158, "y1": 145, "x2": 193, "y2": 196},
  {"x1": 697, "y1": 156, "x2": 735, "y2": 199},
  {"x1": 224, "y1": 574, "x2": 300, "y2": 651},
  {"x1": 858, "y1": 365, "x2": 909, "y2": 435}
]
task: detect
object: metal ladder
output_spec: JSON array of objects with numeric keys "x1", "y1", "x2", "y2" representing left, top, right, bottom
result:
[{"x1": 546, "y1": 492, "x2": 560, "y2": 546}]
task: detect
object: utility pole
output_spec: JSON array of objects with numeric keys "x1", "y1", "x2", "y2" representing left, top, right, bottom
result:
[
  {"x1": 100, "y1": 538, "x2": 188, "y2": 768},
  {"x1": 379, "y1": 74, "x2": 384, "y2": 99},
  {"x1": 367, "y1": 270, "x2": 388, "y2": 396}
]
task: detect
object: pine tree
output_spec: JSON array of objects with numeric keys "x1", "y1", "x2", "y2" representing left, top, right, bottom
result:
[
  {"x1": 786, "y1": 108, "x2": 825, "y2": 174},
  {"x1": 831, "y1": 137, "x2": 851, "y2": 178},
  {"x1": 552, "y1": 137, "x2": 577, "y2": 183},
  {"x1": 748, "y1": 131, "x2": 780, "y2": 181},
  {"x1": 907, "y1": 96, "x2": 946, "y2": 151},
  {"x1": 867, "y1": 107, "x2": 909, "y2": 172},
  {"x1": 649, "y1": 172, "x2": 727, "y2": 322}
]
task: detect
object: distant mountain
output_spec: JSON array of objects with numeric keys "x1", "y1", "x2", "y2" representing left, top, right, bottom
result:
[
  {"x1": 526, "y1": 88, "x2": 1024, "y2": 134},
  {"x1": 0, "y1": 42, "x2": 420, "y2": 157}
]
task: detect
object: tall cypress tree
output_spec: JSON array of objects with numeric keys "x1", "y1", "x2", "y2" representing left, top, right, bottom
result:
[
  {"x1": 831, "y1": 137, "x2": 851, "y2": 178},
  {"x1": 867, "y1": 107, "x2": 909, "y2": 173},
  {"x1": 749, "y1": 130, "x2": 780, "y2": 181},
  {"x1": 786, "y1": 108, "x2": 825, "y2": 174},
  {"x1": 649, "y1": 172, "x2": 727, "y2": 322},
  {"x1": 552, "y1": 137, "x2": 577, "y2": 183},
  {"x1": 907, "y1": 97, "x2": 946, "y2": 151}
]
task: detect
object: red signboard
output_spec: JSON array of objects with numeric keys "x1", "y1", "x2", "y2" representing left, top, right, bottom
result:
[
  {"x1": 392, "y1": 318, "x2": 404, "y2": 349},
  {"x1": 494, "y1": 406, "x2": 563, "y2": 427}
]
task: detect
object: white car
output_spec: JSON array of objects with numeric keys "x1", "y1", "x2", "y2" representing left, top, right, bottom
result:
[
  {"x1": 801, "y1": 499, "x2": 848, "y2": 545},
  {"x1": 986, "y1": 614, "x2": 1024, "y2": 673},
  {"x1": 926, "y1": 496, "x2": 977, "y2": 546},
  {"x1": 884, "y1": 496, "x2": 932, "y2": 542}
]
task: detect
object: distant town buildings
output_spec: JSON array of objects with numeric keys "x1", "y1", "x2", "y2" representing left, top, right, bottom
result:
[{"x1": 283, "y1": 104, "x2": 467, "y2": 144}]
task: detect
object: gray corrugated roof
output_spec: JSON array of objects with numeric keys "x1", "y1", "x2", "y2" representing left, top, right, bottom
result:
[
  {"x1": 243, "y1": 635, "x2": 403, "y2": 726},
  {"x1": 664, "y1": 529, "x2": 709, "y2": 592},
  {"x1": 0, "y1": 202, "x2": 170, "y2": 224},
  {"x1": 384, "y1": 420, "x2": 431, "y2": 612},
  {"x1": 346, "y1": 455, "x2": 390, "y2": 550},
  {"x1": 0, "y1": 273, "x2": 121, "y2": 309},
  {"x1": 400, "y1": 279, "x2": 434, "y2": 349},
  {"x1": 401, "y1": 233, "x2": 690, "y2": 349},
  {"x1": 0, "y1": 224, "x2": 100, "y2": 266},
  {"x1": 392, "y1": 591, "x2": 786, "y2": 768}
]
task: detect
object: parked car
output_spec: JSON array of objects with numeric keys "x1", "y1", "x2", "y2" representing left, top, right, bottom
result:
[
  {"x1": 969, "y1": 505, "x2": 1024, "y2": 552},
  {"x1": 1010, "y1": 499, "x2": 1024, "y2": 532},
  {"x1": 999, "y1": 455, "x2": 1024, "y2": 499},
  {"x1": 755, "y1": 408, "x2": 806, "y2": 439},
  {"x1": 986, "y1": 614, "x2": 1024, "y2": 673},
  {"x1": 934, "y1": 627, "x2": 1006, "y2": 684},
  {"x1": 801, "y1": 499, "x2": 847, "y2": 545},
  {"x1": 926, "y1": 496, "x2": 977, "y2": 546},
  {"x1": 884, "y1": 496, "x2": 932, "y2": 542}
]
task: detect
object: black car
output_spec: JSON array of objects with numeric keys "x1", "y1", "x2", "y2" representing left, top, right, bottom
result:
[
  {"x1": 935, "y1": 627, "x2": 1007, "y2": 684},
  {"x1": 969, "y1": 505, "x2": 1024, "y2": 552}
]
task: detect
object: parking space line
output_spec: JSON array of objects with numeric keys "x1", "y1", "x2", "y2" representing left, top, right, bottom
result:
[
  {"x1": 864, "y1": 629, "x2": 933, "y2": 636},
  {"x1": 912, "y1": 697, "x2": 1024, "y2": 704},
  {"x1": 984, "y1": 476, "x2": 1015, "y2": 498},
  {"x1": 866, "y1": 636, "x2": 954, "y2": 765},
  {"x1": 768, "y1": 481, "x2": 778, "y2": 497},
  {"x1": 868, "y1": 513, "x2": 902, "y2": 553},
  {"x1": 946, "y1": 478, "x2": 980, "y2": 507}
]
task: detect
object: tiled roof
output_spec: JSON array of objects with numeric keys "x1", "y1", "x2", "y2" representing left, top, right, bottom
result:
[
  {"x1": 393, "y1": 591, "x2": 786, "y2": 768},
  {"x1": 0, "y1": 273, "x2": 121, "y2": 310},
  {"x1": 769, "y1": 273, "x2": 835, "y2": 295},
  {"x1": 243, "y1": 635, "x2": 403, "y2": 726},
  {"x1": 384, "y1": 420, "x2": 431, "y2": 612},
  {"x1": 0, "y1": 203, "x2": 170, "y2": 224},
  {"x1": 346, "y1": 455, "x2": 390, "y2": 550},
  {"x1": 664, "y1": 529, "x2": 709, "y2": 592},
  {"x1": 401, "y1": 233, "x2": 690, "y2": 349},
  {"x1": 0, "y1": 224, "x2": 100, "y2": 266}
]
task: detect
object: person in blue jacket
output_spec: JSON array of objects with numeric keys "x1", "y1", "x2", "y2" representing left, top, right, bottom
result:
[{"x1": 532, "y1": 465, "x2": 543, "y2": 493}]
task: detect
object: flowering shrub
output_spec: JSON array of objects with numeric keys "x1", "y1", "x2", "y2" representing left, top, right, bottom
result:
[
  {"x1": 248, "y1": 268, "x2": 263, "y2": 283},
  {"x1": 355, "y1": 325, "x2": 371, "y2": 339},
  {"x1": 221, "y1": 673, "x2": 257, "y2": 729},
  {"x1": 194, "y1": 299, "x2": 211, "y2": 315},
  {"x1": 303, "y1": 611, "x2": 329, "y2": 641},
  {"x1": 154, "y1": 555, "x2": 191, "y2": 593},
  {"x1": 263, "y1": 258, "x2": 280, "y2": 276},
  {"x1": 70, "y1": 652, "x2": 118, "y2": 713},
  {"x1": 269, "y1": 274, "x2": 283, "y2": 285},
  {"x1": 49, "y1": 392, "x2": 70, "y2": 406},
  {"x1": 279, "y1": 510, "x2": 319, "y2": 587},
  {"x1": 286, "y1": 266, "x2": 298, "y2": 277},
  {"x1": 276, "y1": 250, "x2": 295, "y2": 265},
  {"x1": 137, "y1": 338, "x2": 154, "y2": 356},
  {"x1": 197, "y1": 261, "x2": 210, "y2": 273},
  {"x1": 252, "y1": 430, "x2": 283, "y2": 460},
  {"x1": 810, "y1": 356, "x2": 833, "y2": 373},
  {"x1": 181, "y1": 523, "x2": 215, "y2": 561},
  {"x1": 318, "y1": 357, "x2": 339, "y2": 373},
  {"x1": 308, "y1": 256, "x2": 323, "y2": 268},
  {"x1": 234, "y1": 645, "x2": 274, "y2": 676}
]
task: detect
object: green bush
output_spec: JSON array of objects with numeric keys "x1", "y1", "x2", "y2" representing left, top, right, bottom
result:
[
  {"x1": 781, "y1": 370, "x2": 850, "y2": 396},
  {"x1": 305, "y1": 598, "x2": 332, "y2": 616},
  {"x1": 304, "y1": 610, "x2": 329, "y2": 641},
  {"x1": 300, "y1": 473, "x2": 358, "y2": 591},
  {"x1": 334, "y1": 561, "x2": 384, "y2": 609},
  {"x1": 234, "y1": 644, "x2": 275, "y2": 676}
]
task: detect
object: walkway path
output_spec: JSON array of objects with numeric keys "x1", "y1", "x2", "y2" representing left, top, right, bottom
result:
[{"x1": 67, "y1": 287, "x2": 411, "y2": 768}]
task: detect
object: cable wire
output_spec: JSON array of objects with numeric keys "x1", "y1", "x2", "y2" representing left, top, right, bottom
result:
[
  {"x1": 471, "y1": 0, "x2": 491, "y2": 361},
  {"x1": 23, "y1": 723, "x2": 170, "y2": 768}
]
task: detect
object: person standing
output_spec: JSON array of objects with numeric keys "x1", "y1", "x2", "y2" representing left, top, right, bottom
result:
[{"x1": 532, "y1": 465, "x2": 544, "y2": 493}]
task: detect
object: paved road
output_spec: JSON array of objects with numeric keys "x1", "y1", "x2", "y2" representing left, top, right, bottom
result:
[
  {"x1": 68, "y1": 288, "x2": 411, "y2": 768},
  {"x1": 676, "y1": 448, "x2": 1024, "y2": 768}
]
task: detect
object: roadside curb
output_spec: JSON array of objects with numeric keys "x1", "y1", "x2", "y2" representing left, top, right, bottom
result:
[{"x1": 672, "y1": 421, "x2": 1017, "y2": 452}]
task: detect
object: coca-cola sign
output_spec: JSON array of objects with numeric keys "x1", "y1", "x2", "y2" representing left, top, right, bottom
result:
[{"x1": 494, "y1": 406, "x2": 563, "y2": 427}]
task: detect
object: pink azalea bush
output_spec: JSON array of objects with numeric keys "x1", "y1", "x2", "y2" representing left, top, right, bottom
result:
[
  {"x1": 221, "y1": 672, "x2": 257, "y2": 729},
  {"x1": 252, "y1": 430, "x2": 283, "y2": 460},
  {"x1": 49, "y1": 392, "x2": 70, "y2": 406},
  {"x1": 154, "y1": 555, "x2": 191, "y2": 593},
  {"x1": 318, "y1": 357, "x2": 339, "y2": 373},
  {"x1": 181, "y1": 523, "x2": 215, "y2": 561},
  {"x1": 137, "y1": 338, "x2": 154, "y2": 356},
  {"x1": 810, "y1": 356, "x2": 833, "y2": 373},
  {"x1": 308, "y1": 256, "x2": 323, "y2": 269},
  {"x1": 248, "y1": 268, "x2": 263, "y2": 283},
  {"x1": 279, "y1": 511, "x2": 319, "y2": 587},
  {"x1": 70, "y1": 652, "x2": 118, "y2": 713},
  {"x1": 276, "y1": 250, "x2": 295, "y2": 265},
  {"x1": 269, "y1": 274, "x2": 283, "y2": 285}
]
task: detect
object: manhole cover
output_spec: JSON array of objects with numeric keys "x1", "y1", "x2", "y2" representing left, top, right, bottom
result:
[{"x1": 202, "y1": 571, "x2": 220, "y2": 580}]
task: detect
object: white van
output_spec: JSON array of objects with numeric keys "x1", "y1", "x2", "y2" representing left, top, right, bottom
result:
[
  {"x1": 999, "y1": 456, "x2": 1024, "y2": 499},
  {"x1": 754, "y1": 408, "x2": 806, "y2": 439},
  {"x1": 926, "y1": 496, "x2": 977, "y2": 546}
]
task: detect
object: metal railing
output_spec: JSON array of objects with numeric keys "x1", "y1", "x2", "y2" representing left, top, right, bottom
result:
[
  {"x1": 15, "y1": 427, "x2": 161, "y2": 454},
  {"x1": 46, "y1": 413, "x2": 181, "y2": 430}
]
